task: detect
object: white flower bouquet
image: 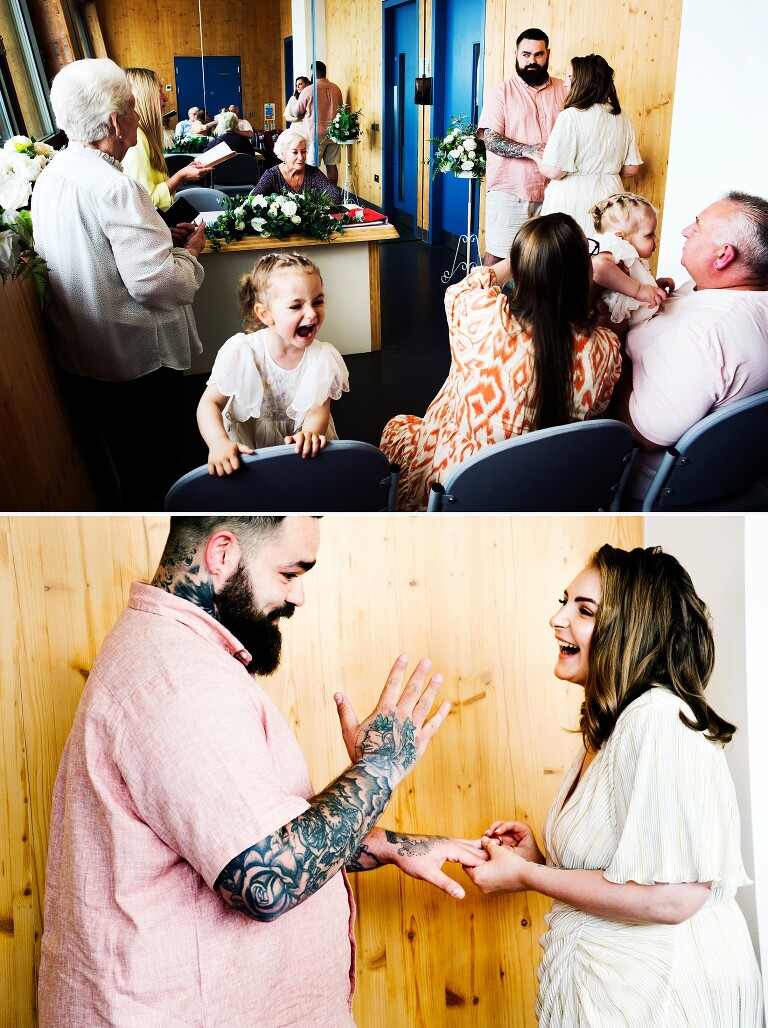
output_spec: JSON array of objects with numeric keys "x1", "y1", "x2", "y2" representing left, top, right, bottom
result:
[
  {"x1": 326, "y1": 105, "x2": 362, "y2": 144},
  {"x1": 0, "y1": 135, "x2": 54, "y2": 289},
  {"x1": 428, "y1": 115, "x2": 485, "y2": 180},
  {"x1": 205, "y1": 189, "x2": 349, "y2": 250}
]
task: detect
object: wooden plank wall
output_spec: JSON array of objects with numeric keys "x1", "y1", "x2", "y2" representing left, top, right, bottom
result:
[
  {"x1": 93, "y1": 0, "x2": 283, "y2": 131},
  {"x1": 1, "y1": 515, "x2": 642, "y2": 1028},
  {"x1": 0, "y1": 279, "x2": 99, "y2": 512}
]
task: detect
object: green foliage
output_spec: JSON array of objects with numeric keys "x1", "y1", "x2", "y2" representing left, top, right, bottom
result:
[
  {"x1": 326, "y1": 105, "x2": 363, "y2": 143},
  {"x1": 204, "y1": 189, "x2": 350, "y2": 251},
  {"x1": 165, "y1": 136, "x2": 209, "y2": 155}
]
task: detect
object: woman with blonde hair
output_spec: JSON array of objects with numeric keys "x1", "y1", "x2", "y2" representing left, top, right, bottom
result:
[
  {"x1": 380, "y1": 213, "x2": 622, "y2": 510},
  {"x1": 122, "y1": 66, "x2": 209, "y2": 209},
  {"x1": 466, "y1": 544, "x2": 762, "y2": 1026}
]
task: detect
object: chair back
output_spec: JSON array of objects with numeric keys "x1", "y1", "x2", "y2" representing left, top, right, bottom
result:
[
  {"x1": 165, "y1": 441, "x2": 400, "y2": 512},
  {"x1": 211, "y1": 153, "x2": 265, "y2": 194},
  {"x1": 175, "y1": 186, "x2": 229, "y2": 211},
  {"x1": 642, "y1": 388, "x2": 768, "y2": 511},
  {"x1": 427, "y1": 420, "x2": 634, "y2": 512},
  {"x1": 165, "y1": 153, "x2": 195, "y2": 176}
]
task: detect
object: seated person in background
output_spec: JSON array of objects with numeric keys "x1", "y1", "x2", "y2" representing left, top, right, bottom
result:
[
  {"x1": 205, "y1": 111, "x2": 256, "y2": 156},
  {"x1": 612, "y1": 191, "x2": 768, "y2": 500},
  {"x1": 197, "y1": 253, "x2": 349, "y2": 474},
  {"x1": 380, "y1": 213, "x2": 622, "y2": 511},
  {"x1": 175, "y1": 105, "x2": 201, "y2": 139},
  {"x1": 590, "y1": 192, "x2": 672, "y2": 326},
  {"x1": 227, "y1": 104, "x2": 254, "y2": 139},
  {"x1": 251, "y1": 128, "x2": 343, "y2": 203},
  {"x1": 122, "y1": 67, "x2": 209, "y2": 209},
  {"x1": 285, "y1": 76, "x2": 310, "y2": 125}
]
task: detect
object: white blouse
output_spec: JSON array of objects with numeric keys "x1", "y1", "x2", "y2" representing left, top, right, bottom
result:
[{"x1": 595, "y1": 230, "x2": 660, "y2": 326}]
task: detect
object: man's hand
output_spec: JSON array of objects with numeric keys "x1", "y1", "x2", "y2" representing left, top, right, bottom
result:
[{"x1": 334, "y1": 655, "x2": 450, "y2": 787}]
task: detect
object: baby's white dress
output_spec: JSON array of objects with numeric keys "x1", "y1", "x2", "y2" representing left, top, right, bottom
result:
[
  {"x1": 207, "y1": 329, "x2": 349, "y2": 449},
  {"x1": 595, "y1": 231, "x2": 660, "y2": 326},
  {"x1": 537, "y1": 688, "x2": 762, "y2": 1027}
]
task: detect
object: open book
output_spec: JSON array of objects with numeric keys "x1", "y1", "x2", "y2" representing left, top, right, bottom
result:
[{"x1": 194, "y1": 142, "x2": 238, "y2": 169}]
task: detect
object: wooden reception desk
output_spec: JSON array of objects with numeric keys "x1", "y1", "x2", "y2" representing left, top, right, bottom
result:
[{"x1": 191, "y1": 224, "x2": 399, "y2": 375}]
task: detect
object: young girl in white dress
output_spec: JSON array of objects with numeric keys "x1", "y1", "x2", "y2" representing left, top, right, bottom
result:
[
  {"x1": 197, "y1": 252, "x2": 349, "y2": 475},
  {"x1": 590, "y1": 192, "x2": 675, "y2": 326}
]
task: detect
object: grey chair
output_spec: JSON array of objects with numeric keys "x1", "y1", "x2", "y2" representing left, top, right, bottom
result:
[
  {"x1": 211, "y1": 153, "x2": 265, "y2": 196},
  {"x1": 165, "y1": 440, "x2": 400, "y2": 512},
  {"x1": 175, "y1": 186, "x2": 229, "y2": 212},
  {"x1": 165, "y1": 153, "x2": 195, "y2": 176},
  {"x1": 638, "y1": 388, "x2": 768, "y2": 511},
  {"x1": 427, "y1": 420, "x2": 635, "y2": 512}
]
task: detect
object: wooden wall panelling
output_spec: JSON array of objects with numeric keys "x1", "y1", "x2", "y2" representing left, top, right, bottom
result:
[
  {"x1": 94, "y1": 0, "x2": 283, "y2": 134},
  {"x1": 0, "y1": 278, "x2": 99, "y2": 511},
  {"x1": 2, "y1": 515, "x2": 643, "y2": 1028},
  {"x1": 80, "y1": 0, "x2": 108, "y2": 59}
]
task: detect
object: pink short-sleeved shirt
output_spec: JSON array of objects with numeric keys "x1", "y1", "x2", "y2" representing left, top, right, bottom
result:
[
  {"x1": 625, "y1": 280, "x2": 768, "y2": 496},
  {"x1": 39, "y1": 583, "x2": 356, "y2": 1028},
  {"x1": 478, "y1": 74, "x2": 566, "y2": 202}
]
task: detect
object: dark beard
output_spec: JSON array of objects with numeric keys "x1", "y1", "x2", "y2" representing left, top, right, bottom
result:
[
  {"x1": 215, "y1": 560, "x2": 295, "y2": 676},
  {"x1": 516, "y1": 60, "x2": 549, "y2": 87}
]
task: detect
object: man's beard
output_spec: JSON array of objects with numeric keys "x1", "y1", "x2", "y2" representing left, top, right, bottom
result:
[
  {"x1": 215, "y1": 560, "x2": 295, "y2": 676},
  {"x1": 516, "y1": 59, "x2": 549, "y2": 87}
]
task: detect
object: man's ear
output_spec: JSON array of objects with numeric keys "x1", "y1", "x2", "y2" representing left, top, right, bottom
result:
[
  {"x1": 204, "y1": 530, "x2": 241, "y2": 579},
  {"x1": 714, "y1": 243, "x2": 736, "y2": 271}
]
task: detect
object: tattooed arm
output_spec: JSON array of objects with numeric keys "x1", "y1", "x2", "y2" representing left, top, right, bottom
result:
[
  {"x1": 480, "y1": 128, "x2": 540, "y2": 159},
  {"x1": 346, "y1": 827, "x2": 487, "y2": 898},
  {"x1": 215, "y1": 656, "x2": 451, "y2": 921}
]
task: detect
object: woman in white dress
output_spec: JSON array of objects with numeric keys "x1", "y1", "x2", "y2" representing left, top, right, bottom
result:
[
  {"x1": 465, "y1": 544, "x2": 762, "y2": 1027},
  {"x1": 534, "y1": 55, "x2": 642, "y2": 237}
]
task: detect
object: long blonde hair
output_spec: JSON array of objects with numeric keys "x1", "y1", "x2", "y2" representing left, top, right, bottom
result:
[{"x1": 124, "y1": 67, "x2": 167, "y2": 174}]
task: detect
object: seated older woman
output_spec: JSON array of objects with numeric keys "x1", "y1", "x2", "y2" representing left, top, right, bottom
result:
[
  {"x1": 251, "y1": 127, "x2": 343, "y2": 203},
  {"x1": 205, "y1": 111, "x2": 256, "y2": 156},
  {"x1": 31, "y1": 57, "x2": 206, "y2": 510}
]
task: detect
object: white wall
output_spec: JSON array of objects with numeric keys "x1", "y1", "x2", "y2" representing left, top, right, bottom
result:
[
  {"x1": 658, "y1": 0, "x2": 768, "y2": 284},
  {"x1": 645, "y1": 515, "x2": 766, "y2": 1023}
]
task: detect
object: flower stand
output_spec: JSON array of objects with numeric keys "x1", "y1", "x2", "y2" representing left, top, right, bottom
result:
[
  {"x1": 338, "y1": 140, "x2": 359, "y2": 205},
  {"x1": 441, "y1": 171, "x2": 480, "y2": 284}
]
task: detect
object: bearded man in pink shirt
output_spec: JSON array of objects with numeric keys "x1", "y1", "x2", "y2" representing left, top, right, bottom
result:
[
  {"x1": 478, "y1": 28, "x2": 566, "y2": 265},
  {"x1": 39, "y1": 516, "x2": 486, "y2": 1027}
]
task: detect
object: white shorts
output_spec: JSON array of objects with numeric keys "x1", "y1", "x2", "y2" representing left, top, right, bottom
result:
[{"x1": 484, "y1": 191, "x2": 542, "y2": 259}]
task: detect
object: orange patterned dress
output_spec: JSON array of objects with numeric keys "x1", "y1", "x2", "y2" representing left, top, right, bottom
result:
[{"x1": 380, "y1": 266, "x2": 622, "y2": 511}]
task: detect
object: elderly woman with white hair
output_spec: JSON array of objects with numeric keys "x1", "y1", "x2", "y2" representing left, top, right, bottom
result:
[
  {"x1": 250, "y1": 127, "x2": 343, "y2": 202},
  {"x1": 204, "y1": 110, "x2": 256, "y2": 156},
  {"x1": 31, "y1": 57, "x2": 206, "y2": 510}
]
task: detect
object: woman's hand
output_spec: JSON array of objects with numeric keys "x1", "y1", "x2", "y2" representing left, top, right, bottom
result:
[
  {"x1": 182, "y1": 160, "x2": 211, "y2": 183},
  {"x1": 183, "y1": 221, "x2": 207, "y2": 258},
  {"x1": 483, "y1": 820, "x2": 545, "y2": 864},
  {"x1": 464, "y1": 836, "x2": 532, "y2": 894},
  {"x1": 207, "y1": 440, "x2": 254, "y2": 476},
  {"x1": 635, "y1": 282, "x2": 668, "y2": 308},
  {"x1": 285, "y1": 430, "x2": 327, "y2": 458}
]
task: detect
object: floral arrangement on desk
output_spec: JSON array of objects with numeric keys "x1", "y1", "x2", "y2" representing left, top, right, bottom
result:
[
  {"x1": 0, "y1": 135, "x2": 54, "y2": 291},
  {"x1": 204, "y1": 189, "x2": 351, "y2": 250},
  {"x1": 428, "y1": 115, "x2": 485, "y2": 179},
  {"x1": 326, "y1": 105, "x2": 362, "y2": 143},
  {"x1": 165, "y1": 135, "x2": 209, "y2": 155}
]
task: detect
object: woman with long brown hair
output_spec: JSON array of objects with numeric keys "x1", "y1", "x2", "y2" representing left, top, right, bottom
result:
[
  {"x1": 380, "y1": 213, "x2": 621, "y2": 510},
  {"x1": 466, "y1": 545, "x2": 762, "y2": 1026},
  {"x1": 122, "y1": 67, "x2": 209, "y2": 210},
  {"x1": 535, "y1": 54, "x2": 643, "y2": 236}
]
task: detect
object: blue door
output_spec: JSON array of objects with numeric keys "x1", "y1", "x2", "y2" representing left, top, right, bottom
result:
[
  {"x1": 431, "y1": 0, "x2": 485, "y2": 245},
  {"x1": 175, "y1": 56, "x2": 243, "y2": 123},
  {"x1": 383, "y1": 0, "x2": 418, "y2": 226}
]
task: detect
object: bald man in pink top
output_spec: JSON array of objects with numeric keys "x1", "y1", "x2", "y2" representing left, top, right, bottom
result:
[
  {"x1": 478, "y1": 28, "x2": 566, "y2": 264},
  {"x1": 39, "y1": 517, "x2": 486, "y2": 1027}
]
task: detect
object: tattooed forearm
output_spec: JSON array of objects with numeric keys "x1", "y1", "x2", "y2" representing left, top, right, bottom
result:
[
  {"x1": 215, "y1": 762, "x2": 394, "y2": 921},
  {"x1": 483, "y1": 129, "x2": 539, "y2": 159},
  {"x1": 346, "y1": 842, "x2": 385, "y2": 872},
  {"x1": 384, "y1": 831, "x2": 447, "y2": 857}
]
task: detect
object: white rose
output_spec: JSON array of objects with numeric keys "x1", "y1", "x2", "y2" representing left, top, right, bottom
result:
[
  {"x1": 291, "y1": 215, "x2": 301, "y2": 224},
  {"x1": 448, "y1": 148, "x2": 461, "y2": 159},
  {"x1": 250, "y1": 217, "x2": 266, "y2": 232},
  {"x1": 0, "y1": 228, "x2": 21, "y2": 274},
  {"x1": 282, "y1": 199, "x2": 298, "y2": 217},
  {"x1": 34, "y1": 142, "x2": 54, "y2": 156},
  {"x1": 268, "y1": 204, "x2": 279, "y2": 217},
  {"x1": 463, "y1": 138, "x2": 477, "y2": 151},
  {"x1": 5, "y1": 135, "x2": 32, "y2": 152},
  {"x1": 234, "y1": 206, "x2": 245, "y2": 218},
  {"x1": 0, "y1": 173, "x2": 32, "y2": 211},
  {"x1": 235, "y1": 220, "x2": 245, "y2": 231},
  {"x1": 461, "y1": 160, "x2": 474, "y2": 171},
  {"x1": 0, "y1": 153, "x2": 12, "y2": 174},
  {"x1": 252, "y1": 194, "x2": 267, "y2": 208}
]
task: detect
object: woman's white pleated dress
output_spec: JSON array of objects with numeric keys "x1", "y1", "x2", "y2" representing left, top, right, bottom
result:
[{"x1": 538, "y1": 688, "x2": 762, "y2": 1027}]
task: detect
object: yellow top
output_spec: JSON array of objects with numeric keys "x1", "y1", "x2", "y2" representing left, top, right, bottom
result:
[{"x1": 122, "y1": 127, "x2": 172, "y2": 210}]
